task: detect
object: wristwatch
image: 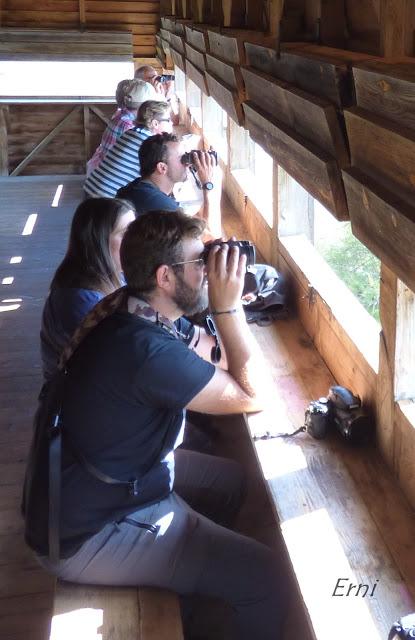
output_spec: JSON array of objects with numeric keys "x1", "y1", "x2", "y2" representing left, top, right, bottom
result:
[{"x1": 202, "y1": 181, "x2": 214, "y2": 191}]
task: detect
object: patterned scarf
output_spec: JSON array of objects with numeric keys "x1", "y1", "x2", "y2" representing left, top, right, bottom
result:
[{"x1": 59, "y1": 287, "x2": 178, "y2": 370}]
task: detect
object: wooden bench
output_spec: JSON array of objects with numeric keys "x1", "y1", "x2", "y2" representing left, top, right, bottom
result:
[{"x1": 50, "y1": 582, "x2": 183, "y2": 640}]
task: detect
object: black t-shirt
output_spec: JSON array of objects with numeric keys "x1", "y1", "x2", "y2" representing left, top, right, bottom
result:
[
  {"x1": 117, "y1": 179, "x2": 178, "y2": 216},
  {"x1": 28, "y1": 312, "x2": 214, "y2": 558}
]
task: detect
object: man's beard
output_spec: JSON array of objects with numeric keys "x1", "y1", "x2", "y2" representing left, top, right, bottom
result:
[{"x1": 172, "y1": 272, "x2": 208, "y2": 316}]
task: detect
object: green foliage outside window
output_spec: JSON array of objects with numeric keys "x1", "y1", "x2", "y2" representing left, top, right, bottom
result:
[{"x1": 317, "y1": 224, "x2": 380, "y2": 322}]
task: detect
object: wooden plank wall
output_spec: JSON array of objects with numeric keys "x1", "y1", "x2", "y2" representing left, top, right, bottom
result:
[
  {"x1": 4, "y1": 102, "x2": 113, "y2": 175},
  {"x1": 158, "y1": 4, "x2": 415, "y2": 512},
  {"x1": 0, "y1": 0, "x2": 160, "y2": 58}
]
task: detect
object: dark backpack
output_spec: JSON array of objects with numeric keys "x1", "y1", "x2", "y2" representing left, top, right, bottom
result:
[{"x1": 242, "y1": 264, "x2": 288, "y2": 325}]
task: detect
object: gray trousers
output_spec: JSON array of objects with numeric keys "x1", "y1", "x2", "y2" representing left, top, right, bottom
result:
[{"x1": 39, "y1": 449, "x2": 287, "y2": 639}]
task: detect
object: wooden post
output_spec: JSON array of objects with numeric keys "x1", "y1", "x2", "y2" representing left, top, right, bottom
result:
[
  {"x1": 380, "y1": 0, "x2": 415, "y2": 57},
  {"x1": 267, "y1": 0, "x2": 284, "y2": 36},
  {"x1": 0, "y1": 106, "x2": 9, "y2": 176},
  {"x1": 222, "y1": 0, "x2": 246, "y2": 27},
  {"x1": 83, "y1": 105, "x2": 91, "y2": 171},
  {"x1": 395, "y1": 281, "x2": 415, "y2": 401},
  {"x1": 376, "y1": 262, "x2": 398, "y2": 468},
  {"x1": 79, "y1": 0, "x2": 86, "y2": 29}
]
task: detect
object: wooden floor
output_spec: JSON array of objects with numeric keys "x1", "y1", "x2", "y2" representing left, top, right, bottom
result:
[{"x1": 0, "y1": 176, "x2": 85, "y2": 640}]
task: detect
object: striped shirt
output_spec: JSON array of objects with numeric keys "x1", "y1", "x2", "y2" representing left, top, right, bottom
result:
[
  {"x1": 86, "y1": 108, "x2": 136, "y2": 176},
  {"x1": 84, "y1": 127, "x2": 151, "y2": 198}
]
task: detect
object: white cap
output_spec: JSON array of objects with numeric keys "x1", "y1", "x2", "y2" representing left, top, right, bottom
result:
[{"x1": 127, "y1": 80, "x2": 164, "y2": 106}]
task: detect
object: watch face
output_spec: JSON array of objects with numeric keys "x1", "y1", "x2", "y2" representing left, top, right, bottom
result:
[{"x1": 203, "y1": 181, "x2": 214, "y2": 191}]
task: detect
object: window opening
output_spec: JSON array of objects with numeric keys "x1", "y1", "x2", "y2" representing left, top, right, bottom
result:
[
  {"x1": 229, "y1": 119, "x2": 273, "y2": 226},
  {"x1": 202, "y1": 95, "x2": 228, "y2": 164},
  {"x1": 279, "y1": 169, "x2": 380, "y2": 371},
  {"x1": 0, "y1": 61, "x2": 134, "y2": 98},
  {"x1": 186, "y1": 77, "x2": 202, "y2": 127},
  {"x1": 174, "y1": 66, "x2": 186, "y2": 109}
]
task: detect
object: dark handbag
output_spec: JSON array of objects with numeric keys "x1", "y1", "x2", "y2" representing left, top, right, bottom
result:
[{"x1": 242, "y1": 264, "x2": 288, "y2": 325}]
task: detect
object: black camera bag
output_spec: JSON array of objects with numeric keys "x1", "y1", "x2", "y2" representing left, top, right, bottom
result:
[{"x1": 242, "y1": 264, "x2": 287, "y2": 325}]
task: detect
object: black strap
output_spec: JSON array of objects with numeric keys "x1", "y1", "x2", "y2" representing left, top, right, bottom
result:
[
  {"x1": 68, "y1": 442, "x2": 139, "y2": 497},
  {"x1": 48, "y1": 412, "x2": 62, "y2": 564},
  {"x1": 48, "y1": 410, "x2": 139, "y2": 563},
  {"x1": 252, "y1": 426, "x2": 306, "y2": 441}
]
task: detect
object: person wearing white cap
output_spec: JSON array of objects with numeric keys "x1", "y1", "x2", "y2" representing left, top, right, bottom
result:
[
  {"x1": 84, "y1": 100, "x2": 173, "y2": 198},
  {"x1": 86, "y1": 79, "x2": 162, "y2": 176}
]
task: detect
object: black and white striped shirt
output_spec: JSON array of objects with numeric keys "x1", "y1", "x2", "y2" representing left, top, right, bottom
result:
[{"x1": 84, "y1": 127, "x2": 151, "y2": 198}]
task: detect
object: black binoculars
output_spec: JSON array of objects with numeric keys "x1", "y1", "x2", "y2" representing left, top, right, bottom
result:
[{"x1": 181, "y1": 149, "x2": 218, "y2": 166}]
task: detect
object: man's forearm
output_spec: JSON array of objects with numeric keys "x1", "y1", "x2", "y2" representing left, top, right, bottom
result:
[
  {"x1": 213, "y1": 311, "x2": 271, "y2": 403},
  {"x1": 199, "y1": 191, "x2": 221, "y2": 238}
]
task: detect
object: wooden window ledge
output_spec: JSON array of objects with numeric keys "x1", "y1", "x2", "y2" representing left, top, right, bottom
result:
[{"x1": 242, "y1": 317, "x2": 415, "y2": 640}]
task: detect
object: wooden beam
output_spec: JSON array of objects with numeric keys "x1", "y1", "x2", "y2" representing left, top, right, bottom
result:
[
  {"x1": 353, "y1": 61, "x2": 415, "y2": 132},
  {"x1": 83, "y1": 105, "x2": 90, "y2": 168},
  {"x1": 10, "y1": 105, "x2": 82, "y2": 177},
  {"x1": 343, "y1": 167, "x2": 415, "y2": 293},
  {"x1": 395, "y1": 281, "x2": 415, "y2": 400},
  {"x1": 377, "y1": 263, "x2": 398, "y2": 467},
  {"x1": 266, "y1": 0, "x2": 284, "y2": 40},
  {"x1": 380, "y1": 0, "x2": 415, "y2": 57},
  {"x1": 79, "y1": 0, "x2": 86, "y2": 28},
  {"x1": 241, "y1": 66, "x2": 349, "y2": 166},
  {"x1": 222, "y1": 0, "x2": 245, "y2": 28},
  {"x1": 88, "y1": 105, "x2": 110, "y2": 126},
  {"x1": 244, "y1": 100, "x2": 349, "y2": 220},
  {"x1": 344, "y1": 106, "x2": 415, "y2": 208},
  {"x1": 185, "y1": 59, "x2": 209, "y2": 94},
  {"x1": 0, "y1": 106, "x2": 8, "y2": 176}
]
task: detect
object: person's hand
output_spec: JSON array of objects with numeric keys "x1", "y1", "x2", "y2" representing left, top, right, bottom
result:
[
  {"x1": 192, "y1": 150, "x2": 215, "y2": 187},
  {"x1": 148, "y1": 77, "x2": 165, "y2": 95},
  {"x1": 207, "y1": 244, "x2": 246, "y2": 312},
  {"x1": 164, "y1": 80, "x2": 175, "y2": 99}
]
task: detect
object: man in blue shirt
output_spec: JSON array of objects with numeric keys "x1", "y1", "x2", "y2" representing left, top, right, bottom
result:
[
  {"x1": 28, "y1": 210, "x2": 287, "y2": 640},
  {"x1": 118, "y1": 132, "x2": 221, "y2": 237}
]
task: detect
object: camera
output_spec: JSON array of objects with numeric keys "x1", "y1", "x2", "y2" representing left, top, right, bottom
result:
[
  {"x1": 201, "y1": 240, "x2": 256, "y2": 268},
  {"x1": 155, "y1": 74, "x2": 175, "y2": 83},
  {"x1": 181, "y1": 149, "x2": 218, "y2": 166},
  {"x1": 304, "y1": 398, "x2": 330, "y2": 439},
  {"x1": 305, "y1": 385, "x2": 374, "y2": 444},
  {"x1": 388, "y1": 612, "x2": 415, "y2": 639}
]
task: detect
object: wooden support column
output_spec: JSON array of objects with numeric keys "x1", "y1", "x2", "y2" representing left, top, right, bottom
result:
[
  {"x1": 271, "y1": 160, "x2": 280, "y2": 268},
  {"x1": 222, "y1": 0, "x2": 246, "y2": 27},
  {"x1": 380, "y1": 0, "x2": 415, "y2": 57},
  {"x1": 0, "y1": 106, "x2": 9, "y2": 176},
  {"x1": 79, "y1": 0, "x2": 86, "y2": 28},
  {"x1": 377, "y1": 262, "x2": 398, "y2": 468},
  {"x1": 266, "y1": 0, "x2": 284, "y2": 40},
  {"x1": 160, "y1": 0, "x2": 174, "y2": 14},
  {"x1": 83, "y1": 105, "x2": 91, "y2": 169}
]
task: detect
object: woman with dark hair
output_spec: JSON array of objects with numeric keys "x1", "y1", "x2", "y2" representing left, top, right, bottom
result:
[{"x1": 40, "y1": 197, "x2": 135, "y2": 380}]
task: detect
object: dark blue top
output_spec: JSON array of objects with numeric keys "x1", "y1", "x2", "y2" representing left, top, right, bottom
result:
[
  {"x1": 40, "y1": 287, "x2": 103, "y2": 381},
  {"x1": 117, "y1": 178, "x2": 178, "y2": 216},
  {"x1": 40, "y1": 286, "x2": 196, "y2": 382},
  {"x1": 40, "y1": 311, "x2": 214, "y2": 557}
]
